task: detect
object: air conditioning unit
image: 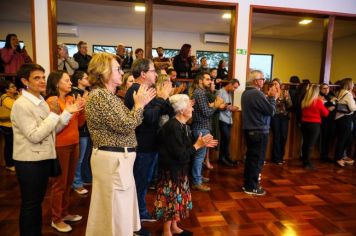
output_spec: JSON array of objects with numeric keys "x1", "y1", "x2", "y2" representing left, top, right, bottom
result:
[
  {"x1": 204, "y1": 33, "x2": 229, "y2": 44},
  {"x1": 57, "y1": 24, "x2": 78, "y2": 37}
]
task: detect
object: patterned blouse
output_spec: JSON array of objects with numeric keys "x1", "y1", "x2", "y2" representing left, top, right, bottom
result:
[
  {"x1": 85, "y1": 88, "x2": 144, "y2": 148},
  {"x1": 275, "y1": 92, "x2": 292, "y2": 116}
]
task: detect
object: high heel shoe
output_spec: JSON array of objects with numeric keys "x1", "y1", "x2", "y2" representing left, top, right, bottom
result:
[{"x1": 203, "y1": 162, "x2": 214, "y2": 170}]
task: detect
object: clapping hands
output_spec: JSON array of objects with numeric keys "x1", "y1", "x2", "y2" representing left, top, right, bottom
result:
[{"x1": 133, "y1": 84, "x2": 156, "y2": 109}]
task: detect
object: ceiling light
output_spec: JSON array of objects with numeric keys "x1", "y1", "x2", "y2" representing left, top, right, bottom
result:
[
  {"x1": 299, "y1": 19, "x2": 312, "y2": 25},
  {"x1": 135, "y1": 5, "x2": 145, "y2": 12},
  {"x1": 222, "y1": 13, "x2": 231, "y2": 19}
]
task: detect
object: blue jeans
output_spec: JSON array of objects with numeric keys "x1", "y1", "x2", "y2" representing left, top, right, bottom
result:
[
  {"x1": 73, "y1": 136, "x2": 91, "y2": 188},
  {"x1": 243, "y1": 131, "x2": 269, "y2": 190},
  {"x1": 219, "y1": 121, "x2": 232, "y2": 160},
  {"x1": 133, "y1": 152, "x2": 158, "y2": 217},
  {"x1": 192, "y1": 129, "x2": 210, "y2": 185}
]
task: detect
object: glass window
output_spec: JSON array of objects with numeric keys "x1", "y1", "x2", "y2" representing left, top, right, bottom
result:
[
  {"x1": 65, "y1": 44, "x2": 77, "y2": 57},
  {"x1": 93, "y1": 45, "x2": 132, "y2": 55},
  {"x1": 196, "y1": 51, "x2": 229, "y2": 68},
  {"x1": 249, "y1": 54, "x2": 273, "y2": 81},
  {"x1": 0, "y1": 40, "x2": 25, "y2": 49},
  {"x1": 152, "y1": 48, "x2": 179, "y2": 58}
]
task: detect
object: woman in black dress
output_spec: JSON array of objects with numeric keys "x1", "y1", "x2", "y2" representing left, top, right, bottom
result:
[{"x1": 153, "y1": 94, "x2": 218, "y2": 236}]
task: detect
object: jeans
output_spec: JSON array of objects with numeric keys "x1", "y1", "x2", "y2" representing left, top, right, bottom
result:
[
  {"x1": 301, "y1": 122, "x2": 320, "y2": 166},
  {"x1": 270, "y1": 114, "x2": 289, "y2": 163},
  {"x1": 192, "y1": 129, "x2": 210, "y2": 185},
  {"x1": 133, "y1": 152, "x2": 158, "y2": 217},
  {"x1": 243, "y1": 131, "x2": 268, "y2": 190},
  {"x1": 15, "y1": 159, "x2": 51, "y2": 236},
  {"x1": 219, "y1": 121, "x2": 232, "y2": 160},
  {"x1": 73, "y1": 136, "x2": 92, "y2": 188}
]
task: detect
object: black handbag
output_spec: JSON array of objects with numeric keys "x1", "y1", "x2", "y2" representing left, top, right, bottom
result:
[
  {"x1": 50, "y1": 158, "x2": 62, "y2": 177},
  {"x1": 335, "y1": 93, "x2": 350, "y2": 114}
]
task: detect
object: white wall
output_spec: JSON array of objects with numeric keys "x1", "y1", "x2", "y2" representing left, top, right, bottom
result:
[{"x1": 58, "y1": 25, "x2": 228, "y2": 55}]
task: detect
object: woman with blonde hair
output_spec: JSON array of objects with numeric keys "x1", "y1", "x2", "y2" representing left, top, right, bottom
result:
[
  {"x1": 300, "y1": 84, "x2": 329, "y2": 169},
  {"x1": 85, "y1": 53, "x2": 155, "y2": 236},
  {"x1": 334, "y1": 78, "x2": 356, "y2": 167}
]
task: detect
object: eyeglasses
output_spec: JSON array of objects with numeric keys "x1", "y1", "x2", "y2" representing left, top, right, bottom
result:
[
  {"x1": 113, "y1": 67, "x2": 123, "y2": 73},
  {"x1": 146, "y1": 69, "x2": 156, "y2": 73},
  {"x1": 256, "y1": 78, "x2": 265, "y2": 81}
]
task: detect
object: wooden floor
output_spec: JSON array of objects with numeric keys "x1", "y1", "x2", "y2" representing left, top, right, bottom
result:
[{"x1": 1, "y1": 159, "x2": 356, "y2": 236}]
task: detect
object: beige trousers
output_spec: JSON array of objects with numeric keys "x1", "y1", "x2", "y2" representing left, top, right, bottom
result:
[{"x1": 86, "y1": 148, "x2": 140, "y2": 236}]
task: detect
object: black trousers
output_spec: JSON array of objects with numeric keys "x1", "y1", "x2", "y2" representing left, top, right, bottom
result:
[
  {"x1": 335, "y1": 115, "x2": 353, "y2": 160},
  {"x1": 0, "y1": 126, "x2": 14, "y2": 167},
  {"x1": 320, "y1": 112, "x2": 336, "y2": 160},
  {"x1": 243, "y1": 131, "x2": 268, "y2": 190},
  {"x1": 270, "y1": 114, "x2": 289, "y2": 163},
  {"x1": 15, "y1": 160, "x2": 51, "y2": 236},
  {"x1": 219, "y1": 121, "x2": 232, "y2": 160},
  {"x1": 301, "y1": 122, "x2": 320, "y2": 166}
]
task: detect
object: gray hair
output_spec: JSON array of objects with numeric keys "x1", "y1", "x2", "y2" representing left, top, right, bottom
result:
[{"x1": 169, "y1": 94, "x2": 190, "y2": 114}]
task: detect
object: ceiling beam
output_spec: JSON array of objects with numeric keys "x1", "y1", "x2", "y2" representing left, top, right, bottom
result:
[{"x1": 320, "y1": 16, "x2": 335, "y2": 84}]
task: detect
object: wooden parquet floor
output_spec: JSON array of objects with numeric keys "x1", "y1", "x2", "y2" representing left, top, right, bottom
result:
[{"x1": 1, "y1": 160, "x2": 356, "y2": 236}]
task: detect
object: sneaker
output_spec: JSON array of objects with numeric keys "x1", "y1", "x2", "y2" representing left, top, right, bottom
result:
[
  {"x1": 202, "y1": 177, "x2": 210, "y2": 183},
  {"x1": 140, "y1": 213, "x2": 156, "y2": 223},
  {"x1": 74, "y1": 187, "x2": 88, "y2": 195},
  {"x1": 5, "y1": 166, "x2": 15, "y2": 172},
  {"x1": 62, "y1": 214, "x2": 82, "y2": 222},
  {"x1": 336, "y1": 159, "x2": 345, "y2": 167},
  {"x1": 342, "y1": 157, "x2": 354, "y2": 165},
  {"x1": 243, "y1": 187, "x2": 266, "y2": 196},
  {"x1": 192, "y1": 184, "x2": 210, "y2": 192},
  {"x1": 51, "y1": 221, "x2": 72, "y2": 232}
]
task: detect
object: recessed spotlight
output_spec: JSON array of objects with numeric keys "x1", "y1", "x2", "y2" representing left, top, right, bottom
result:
[
  {"x1": 222, "y1": 13, "x2": 231, "y2": 19},
  {"x1": 135, "y1": 5, "x2": 145, "y2": 12},
  {"x1": 299, "y1": 19, "x2": 312, "y2": 25}
]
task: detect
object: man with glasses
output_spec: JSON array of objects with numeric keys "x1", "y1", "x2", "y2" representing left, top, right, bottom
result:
[
  {"x1": 124, "y1": 59, "x2": 173, "y2": 235},
  {"x1": 73, "y1": 41, "x2": 92, "y2": 73},
  {"x1": 241, "y1": 70, "x2": 277, "y2": 196}
]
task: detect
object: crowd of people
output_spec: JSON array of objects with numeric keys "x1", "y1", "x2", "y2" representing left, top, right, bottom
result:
[{"x1": 0, "y1": 34, "x2": 356, "y2": 236}]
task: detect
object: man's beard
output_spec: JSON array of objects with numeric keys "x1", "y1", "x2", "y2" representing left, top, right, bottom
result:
[{"x1": 158, "y1": 53, "x2": 163, "y2": 57}]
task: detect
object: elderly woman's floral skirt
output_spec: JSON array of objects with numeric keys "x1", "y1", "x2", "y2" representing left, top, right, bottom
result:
[{"x1": 152, "y1": 170, "x2": 192, "y2": 222}]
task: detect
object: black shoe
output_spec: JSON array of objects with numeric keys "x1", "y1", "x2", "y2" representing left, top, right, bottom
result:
[
  {"x1": 303, "y1": 164, "x2": 315, "y2": 170},
  {"x1": 243, "y1": 186, "x2": 266, "y2": 196},
  {"x1": 174, "y1": 229, "x2": 193, "y2": 236},
  {"x1": 134, "y1": 227, "x2": 151, "y2": 236}
]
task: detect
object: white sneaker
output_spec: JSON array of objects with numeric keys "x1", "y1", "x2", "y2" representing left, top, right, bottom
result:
[
  {"x1": 74, "y1": 187, "x2": 88, "y2": 195},
  {"x1": 63, "y1": 214, "x2": 82, "y2": 222},
  {"x1": 342, "y1": 157, "x2": 354, "y2": 165},
  {"x1": 51, "y1": 221, "x2": 72, "y2": 232}
]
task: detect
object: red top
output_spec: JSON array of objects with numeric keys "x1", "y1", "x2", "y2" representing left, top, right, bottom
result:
[{"x1": 301, "y1": 98, "x2": 329, "y2": 123}]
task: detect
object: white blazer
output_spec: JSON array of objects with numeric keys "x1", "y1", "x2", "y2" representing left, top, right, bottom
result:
[{"x1": 11, "y1": 90, "x2": 72, "y2": 162}]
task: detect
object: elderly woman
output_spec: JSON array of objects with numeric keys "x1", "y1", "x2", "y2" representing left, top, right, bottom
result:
[
  {"x1": 153, "y1": 94, "x2": 218, "y2": 236},
  {"x1": 85, "y1": 52, "x2": 155, "y2": 236},
  {"x1": 57, "y1": 43, "x2": 79, "y2": 76},
  {"x1": 11, "y1": 63, "x2": 82, "y2": 236}
]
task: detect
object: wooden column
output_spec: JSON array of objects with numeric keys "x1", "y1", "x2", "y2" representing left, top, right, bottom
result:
[
  {"x1": 31, "y1": 1, "x2": 37, "y2": 62},
  {"x1": 319, "y1": 16, "x2": 335, "y2": 84},
  {"x1": 48, "y1": 0, "x2": 57, "y2": 71},
  {"x1": 228, "y1": 5, "x2": 238, "y2": 79},
  {"x1": 145, "y1": 0, "x2": 153, "y2": 59}
]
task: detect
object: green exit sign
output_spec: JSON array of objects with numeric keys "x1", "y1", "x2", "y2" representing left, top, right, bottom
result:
[{"x1": 236, "y1": 49, "x2": 247, "y2": 55}]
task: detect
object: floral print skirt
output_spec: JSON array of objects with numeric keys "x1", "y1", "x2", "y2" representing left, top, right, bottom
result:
[{"x1": 152, "y1": 170, "x2": 192, "y2": 222}]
